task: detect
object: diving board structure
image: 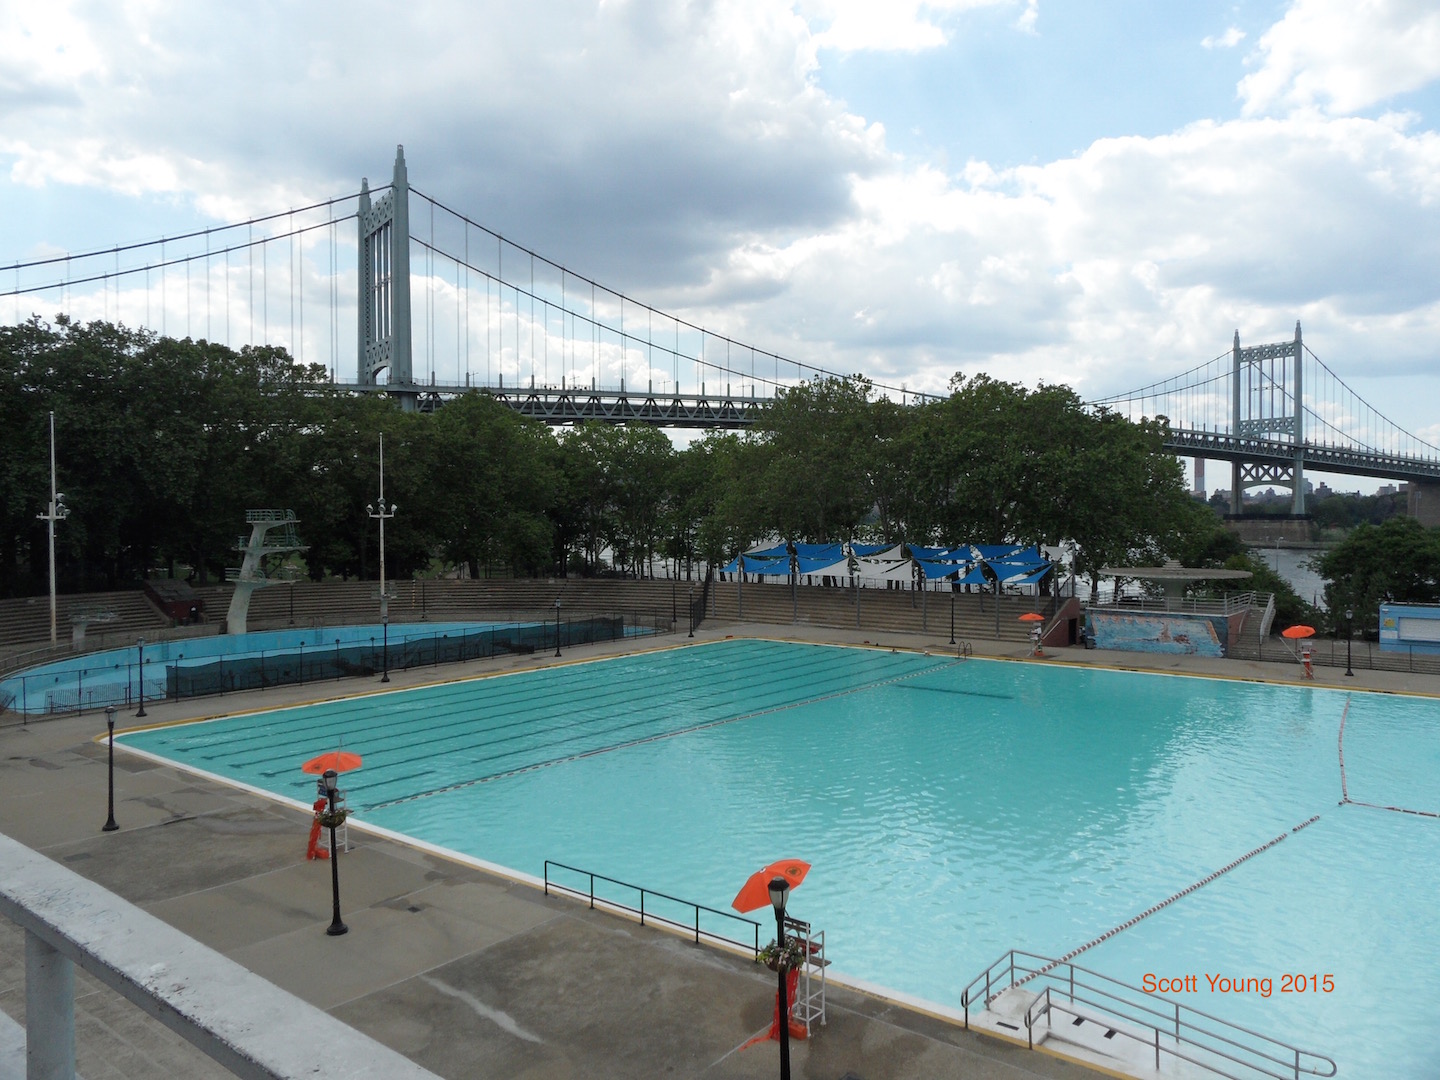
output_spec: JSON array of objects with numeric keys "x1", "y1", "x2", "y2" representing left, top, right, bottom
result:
[{"x1": 225, "y1": 511, "x2": 306, "y2": 635}]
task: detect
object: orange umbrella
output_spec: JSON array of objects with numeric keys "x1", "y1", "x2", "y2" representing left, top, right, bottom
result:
[
  {"x1": 1280, "y1": 625, "x2": 1316, "y2": 640},
  {"x1": 732, "y1": 859, "x2": 811, "y2": 913},
  {"x1": 301, "y1": 751, "x2": 363, "y2": 775},
  {"x1": 1017, "y1": 612, "x2": 1045, "y2": 623}
]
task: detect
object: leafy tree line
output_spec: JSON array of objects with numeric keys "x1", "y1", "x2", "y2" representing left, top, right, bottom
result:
[{"x1": 1, "y1": 317, "x2": 1235, "y2": 599}]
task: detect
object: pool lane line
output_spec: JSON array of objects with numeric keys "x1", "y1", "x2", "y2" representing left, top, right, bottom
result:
[
  {"x1": 361, "y1": 654, "x2": 966, "y2": 811},
  {"x1": 104, "y1": 633, "x2": 718, "y2": 739},
  {"x1": 1334, "y1": 693, "x2": 1440, "y2": 819},
  {"x1": 1006, "y1": 815, "x2": 1323, "y2": 999},
  {"x1": 1337, "y1": 695, "x2": 1352, "y2": 803}
]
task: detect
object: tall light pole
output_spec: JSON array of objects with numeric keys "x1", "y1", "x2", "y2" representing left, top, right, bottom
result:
[
  {"x1": 1344, "y1": 608, "x2": 1355, "y2": 678},
  {"x1": 37, "y1": 411, "x2": 69, "y2": 646},
  {"x1": 366, "y1": 434, "x2": 397, "y2": 684},
  {"x1": 554, "y1": 599, "x2": 562, "y2": 658},
  {"x1": 1273, "y1": 536, "x2": 1285, "y2": 573},
  {"x1": 769, "y1": 876, "x2": 791, "y2": 1080}
]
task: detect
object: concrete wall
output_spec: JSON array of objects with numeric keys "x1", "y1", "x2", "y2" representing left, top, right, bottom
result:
[{"x1": 1086, "y1": 609, "x2": 1229, "y2": 657}]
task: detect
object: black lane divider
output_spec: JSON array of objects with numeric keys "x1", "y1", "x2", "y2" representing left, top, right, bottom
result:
[
  {"x1": 1336, "y1": 693, "x2": 1440, "y2": 819},
  {"x1": 1007, "y1": 815, "x2": 1323, "y2": 997},
  {"x1": 361, "y1": 657, "x2": 966, "y2": 812},
  {"x1": 891, "y1": 685, "x2": 1016, "y2": 700}
]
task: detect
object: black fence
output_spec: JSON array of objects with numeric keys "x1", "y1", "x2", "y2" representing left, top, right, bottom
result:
[{"x1": 2, "y1": 614, "x2": 669, "y2": 719}]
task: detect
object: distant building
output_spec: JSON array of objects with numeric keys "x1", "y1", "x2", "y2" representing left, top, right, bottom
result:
[{"x1": 1378, "y1": 484, "x2": 1398, "y2": 497}]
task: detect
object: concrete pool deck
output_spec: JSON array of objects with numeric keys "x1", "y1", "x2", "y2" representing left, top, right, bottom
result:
[{"x1": 2, "y1": 624, "x2": 1432, "y2": 1079}]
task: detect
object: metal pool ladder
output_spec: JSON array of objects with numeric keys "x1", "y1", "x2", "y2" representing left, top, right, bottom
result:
[{"x1": 960, "y1": 950, "x2": 1335, "y2": 1080}]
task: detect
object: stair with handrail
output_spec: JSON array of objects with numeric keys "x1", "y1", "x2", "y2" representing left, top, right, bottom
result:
[{"x1": 960, "y1": 950, "x2": 1335, "y2": 1080}]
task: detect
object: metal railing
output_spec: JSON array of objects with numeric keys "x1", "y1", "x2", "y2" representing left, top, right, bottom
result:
[
  {"x1": 1093, "y1": 590, "x2": 1271, "y2": 617},
  {"x1": 543, "y1": 860, "x2": 761, "y2": 957},
  {"x1": 960, "y1": 950, "x2": 1335, "y2": 1080}
]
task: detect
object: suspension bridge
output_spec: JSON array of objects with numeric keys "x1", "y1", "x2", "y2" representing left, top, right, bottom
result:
[{"x1": 4, "y1": 146, "x2": 1438, "y2": 516}]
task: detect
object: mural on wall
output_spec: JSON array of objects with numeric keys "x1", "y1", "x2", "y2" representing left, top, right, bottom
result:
[{"x1": 1088, "y1": 612, "x2": 1226, "y2": 658}]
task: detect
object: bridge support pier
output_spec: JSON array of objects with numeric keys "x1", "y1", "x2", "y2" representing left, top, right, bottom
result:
[{"x1": 1410, "y1": 482, "x2": 1440, "y2": 527}]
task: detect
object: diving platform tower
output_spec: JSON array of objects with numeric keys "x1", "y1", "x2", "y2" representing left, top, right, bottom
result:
[{"x1": 226, "y1": 510, "x2": 306, "y2": 635}]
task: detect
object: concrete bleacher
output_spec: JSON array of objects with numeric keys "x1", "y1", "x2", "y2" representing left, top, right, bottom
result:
[
  {"x1": 0, "y1": 577, "x2": 1049, "y2": 661},
  {"x1": 188, "y1": 578, "x2": 686, "y2": 632},
  {"x1": 0, "y1": 590, "x2": 168, "y2": 657},
  {"x1": 709, "y1": 578, "x2": 1040, "y2": 643}
]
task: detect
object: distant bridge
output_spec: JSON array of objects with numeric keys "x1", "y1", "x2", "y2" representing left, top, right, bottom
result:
[{"x1": 4, "y1": 145, "x2": 1436, "y2": 508}]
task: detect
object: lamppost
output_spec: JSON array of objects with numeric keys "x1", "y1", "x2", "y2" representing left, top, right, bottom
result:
[
  {"x1": 1273, "y1": 536, "x2": 1285, "y2": 573},
  {"x1": 103, "y1": 706, "x2": 119, "y2": 832},
  {"x1": 554, "y1": 599, "x2": 562, "y2": 658},
  {"x1": 1344, "y1": 608, "x2": 1355, "y2": 678},
  {"x1": 37, "y1": 411, "x2": 69, "y2": 646},
  {"x1": 768, "y1": 876, "x2": 792, "y2": 1080},
  {"x1": 366, "y1": 433, "x2": 397, "y2": 684},
  {"x1": 323, "y1": 769, "x2": 348, "y2": 936},
  {"x1": 688, "y1": 587, "x2": 695, "y2": 638},
  {"x1": 134, "y1": 638, "x2": 147, "y2": 718},
  {"x1": 949, "y1": 586, "x2": 956, "y2": 646}
]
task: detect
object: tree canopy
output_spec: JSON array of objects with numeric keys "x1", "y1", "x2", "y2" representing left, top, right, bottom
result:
[{"x1": 3, "y1": 317, "x2": 1247, "y2": 597}]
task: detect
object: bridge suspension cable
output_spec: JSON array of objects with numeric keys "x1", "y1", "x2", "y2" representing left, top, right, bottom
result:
[{"x1": 406, "y1": 187, "x2": 934, "y2": 404}]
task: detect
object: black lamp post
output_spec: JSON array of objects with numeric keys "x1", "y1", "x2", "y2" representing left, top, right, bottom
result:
[
  {"x1": 103, "y1": 705, "x2": 119, "y2": 832},
  {"x1": 554, "y1": 598, "x2": 563, "y2": 658},
  {"x1": 134, "y1": 638, "x2": 147, "y2": 718},
  {"x1": 323, "y1": 769, "x2": 348, "y2": 936},
  {"x1": 380, "y1": 615, "x2": 390, "y2": 684},
  {"x1": 768, "y1": 875, "x2": 791, "y2": 1080},
  {"x1": 688, "y1": 587, "x2": 695, "y2": 638},
  {"x1": 1344, "y1": 608, "x2": 1355, "y2": 678},
  {"x1": 949, "y1": 587, "x2": 956, "y2": 646}
]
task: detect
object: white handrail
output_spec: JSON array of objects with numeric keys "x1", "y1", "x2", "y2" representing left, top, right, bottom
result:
[{"x1": 0, "y1": 831, "x2": 442, "y2": 1080}]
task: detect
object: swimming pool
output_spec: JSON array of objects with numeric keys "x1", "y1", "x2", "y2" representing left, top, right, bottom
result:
[{"x1": 119, "y1": 639, "x2": 1440, "y2": 1077}]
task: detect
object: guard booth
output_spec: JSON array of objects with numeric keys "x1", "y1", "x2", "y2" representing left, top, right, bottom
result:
[{"x1": 1379, "y1": 604, "x2": 1440, "y2": 655}]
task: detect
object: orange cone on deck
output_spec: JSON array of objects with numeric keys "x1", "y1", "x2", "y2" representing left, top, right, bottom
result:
[
  {"x1": 301, "y1": 751, "x2": 363, "y2": 775},
  {"x1": 731, "y1": 859, "x2": 811, "y2": 913}
]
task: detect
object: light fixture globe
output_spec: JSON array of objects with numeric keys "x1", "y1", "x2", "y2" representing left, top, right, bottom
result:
[
  {"x1": 323, "y1": 768, "x2": 338, "y2": 795},
  {"x1": 768, "y1": 876, "x2": 790, "y2": 914},
  {"x1": 1345, "y1": 609, "x2": 1353, "y2": 622}
]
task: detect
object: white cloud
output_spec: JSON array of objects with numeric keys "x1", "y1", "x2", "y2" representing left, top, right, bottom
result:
[
  {"x1": 802, "y1": 0, "x2": 1027, "y2": 53},
  {"x1": 1240, "y1": 0, "x2": 1440, "y2": 116},
  {"x1": 1200, "y1": 27, "x2": 1245, "y2": 49}
]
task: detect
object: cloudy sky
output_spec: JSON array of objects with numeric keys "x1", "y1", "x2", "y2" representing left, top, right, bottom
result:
[{"x1": 2, "y1": 0, "x2": 1439, "y2": 484}]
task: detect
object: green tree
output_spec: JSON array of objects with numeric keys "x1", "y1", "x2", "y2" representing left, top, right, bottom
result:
[{"x1": 1315, "y1": 517, "x2": 1440, "y2": 629}]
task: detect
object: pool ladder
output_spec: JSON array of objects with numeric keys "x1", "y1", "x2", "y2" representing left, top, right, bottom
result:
[{"x1": 959, "y1": 950, "x2": 1335, "y2": 1080}]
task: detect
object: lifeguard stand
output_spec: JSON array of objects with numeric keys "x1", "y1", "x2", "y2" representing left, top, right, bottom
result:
[
  {"x1": 226, "y1": 511, "x2": 306, "y2": 635},
  {"x1": 786, "y1": 915, "x2": 827, "y2": 1035}
]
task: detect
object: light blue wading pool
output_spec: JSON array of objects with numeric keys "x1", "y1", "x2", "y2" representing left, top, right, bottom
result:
[{"x1": 119, "y1": 639, "x2": 1440, "y2": 1078}]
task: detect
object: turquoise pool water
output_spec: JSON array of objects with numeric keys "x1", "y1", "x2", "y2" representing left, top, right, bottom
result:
[{"x1": 120, "y1": 640, "x2": 1440, "y2": 1077}]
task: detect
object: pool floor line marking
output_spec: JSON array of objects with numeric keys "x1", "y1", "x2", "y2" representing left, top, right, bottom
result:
[
  {"x1": 1334, "y1": 693, "x2": 1440, "y2": 818},
  {"x1": 1006, "y1": 814, "x2": 1323, "y2": 998},
  {"x1": 172, "y1": 643, "x2": 894, "y2": 776},
  {"x1": 360, "y1": 656, "x2": 966, "y2": 811},
  {"x1": 108, "y1": 634, "x2": 707, "y2": 738}
]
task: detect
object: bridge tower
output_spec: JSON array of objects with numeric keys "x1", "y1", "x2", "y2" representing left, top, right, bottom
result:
[
  {"x1": 357, "y1": 146, "x2": 416, "y2": 410},
  {"x1": 1229, "y1": 322, "x2": 1306, "y2": 517}
]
